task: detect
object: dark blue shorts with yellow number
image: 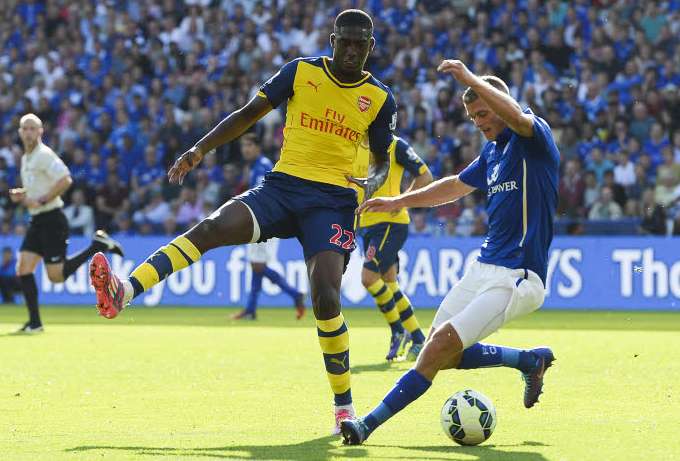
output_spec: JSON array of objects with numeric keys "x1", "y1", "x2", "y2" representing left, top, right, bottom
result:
[
  {"x1": 359, "y1": 222, "x2": 408, "y2": 273},
  {"x1": 236, "y1": 172, "x2": 357, "y2": 265}
]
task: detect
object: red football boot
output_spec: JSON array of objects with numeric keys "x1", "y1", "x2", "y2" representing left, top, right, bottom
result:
[{"x1": 89, "y1": 252, "x2": 125, "y2": 319}]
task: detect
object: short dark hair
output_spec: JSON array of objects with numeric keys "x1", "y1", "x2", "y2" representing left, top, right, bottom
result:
[
  {"x1": 334, "y1": 9, "x2": 373, "y2": 36},
  {"x1": 241, "y1": 133, "x2": 258, "y2": 144},
  {"x1": 462, "y1": 76, "x2": 510, "y2": 104}
]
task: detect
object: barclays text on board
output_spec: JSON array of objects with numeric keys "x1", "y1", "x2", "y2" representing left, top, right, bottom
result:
[{"x1": 3, "y1": 236, "x2": 678, "y2": 310}]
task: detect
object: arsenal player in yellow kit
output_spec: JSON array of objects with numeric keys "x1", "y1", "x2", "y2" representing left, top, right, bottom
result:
[{"x1": 88, "y1": 9, "x2": 396, "y2": 434}]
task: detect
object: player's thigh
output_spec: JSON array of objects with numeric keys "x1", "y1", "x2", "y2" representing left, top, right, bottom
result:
[
  {"x1": 186, "y1": 200, "x2": 254, "y2": 252},
  {"x1": 306, "y1": 250, "x2": 345, "y2": 319},
  {"x1": 431, "y1": 283, "x2": 477, "y2": 332},
  {"x1": 448, "y1": 286, "x2": 515, "y2": 349},
  {"x1": 505, "y1": 270, "x2": 545, "y2": 323},
  {"x1": 37, "y1": 210, "x2": 68, "y2": 272},
  {"x1": 16, "y1": 251, "x2": 42, "y2": 275},
  {"x1": 381, "y1": 264, "x2": 398, "y2": 283}
]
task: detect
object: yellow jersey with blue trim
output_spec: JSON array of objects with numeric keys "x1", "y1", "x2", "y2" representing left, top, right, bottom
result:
[
  {"x1": 256, "y1": 56, "x2": 397, "y2": 188},
  {"x1": 353, "y1": 135, "x2": 429, "y2": 227}
]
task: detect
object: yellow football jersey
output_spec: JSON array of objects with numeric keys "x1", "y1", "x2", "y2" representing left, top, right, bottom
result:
[
  {"x1": 354, "y1": 135, "x2": 429, "y2": 227},
  {"x1": 257, "y1": 57, "x2": 396, "y2": 188}
]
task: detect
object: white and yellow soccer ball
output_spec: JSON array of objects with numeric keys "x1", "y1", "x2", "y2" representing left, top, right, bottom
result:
[{"x1": 440, "y1": 389, "x2": 496, "y2": 446}]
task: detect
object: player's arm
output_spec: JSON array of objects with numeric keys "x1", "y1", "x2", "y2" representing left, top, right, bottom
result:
[
  {"x1": 168, "y1": 96, "x2": 272, "y2": 184},
  {"x1": 348, "y1": 90, "x2": 398, "y2": 200},
  {"x1": 438, "y1": 59, "x2": 534, "y2": 137},
  {"x1": 36, "y1": 174, "x2": 72, "y2": 206},
  {"x1": 169, "y1": 59, "x2": 299, "y2": 185},
  {"x1": 357, "y1": 175, "x2": 474, "y2": 214}
]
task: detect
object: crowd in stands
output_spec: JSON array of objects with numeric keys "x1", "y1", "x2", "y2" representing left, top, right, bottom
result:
[{"x1": 1, "y1": 0, "x2": 679, "y2": 239}]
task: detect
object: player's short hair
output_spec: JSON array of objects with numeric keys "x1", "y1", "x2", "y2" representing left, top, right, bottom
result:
[
  {"x1": 241, "y1": 133, "x2": 259, "y2": 145},
  {"x1": 334, "y1": 9, "x2": 373, "y2": 38},
  {"x1": 19, "y1": 113, "x2": 43, "y2": 128},
  {"x1": 462, "y1": 76, "x2": 510, "y2": 105}
]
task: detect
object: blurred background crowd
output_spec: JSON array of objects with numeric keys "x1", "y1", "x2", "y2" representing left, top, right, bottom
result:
[{"x1": 1, "y1": 0, "x2": 679, "y2": 240}]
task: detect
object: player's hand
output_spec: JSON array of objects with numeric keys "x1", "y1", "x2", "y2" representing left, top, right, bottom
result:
[
  {"x1": 23, "y1": 198, "x2": 41, "y2": 209},
  {"x1": 356, "y1": 196, "x2": 402, "y2": 215},
  {"x1": 437, "y1": 59, "x2": 477, "y2": 86},
  {"x1": 168, "y1": 146, "x2": 204, "y2": 185},
  {"x1": 346, "y1": 175, "x2": 382, "y2": 202},
  {"x1": 9, "y1": 188, "x2": 26, "y2": 203}
]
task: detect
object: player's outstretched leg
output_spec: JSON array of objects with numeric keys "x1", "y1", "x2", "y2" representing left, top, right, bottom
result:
[
  {"x1": 63, "y1": 230, "x2": 123, "y2": 281},
  {"x1": 387, "y1": 280, "x2": 426, "y2": 361},
  {"x1": 362, "y1": 270, "x2": 405, "y2": 361},
  {"x1": 342, "y1": 323, "x2": 460, "y2": 445},
  {"x1": 309, "y1": 251, "x2": 354, "y2": 434},
  {"x1": 90, "y1": 200, "x2": 254, "y2": 318},
  {"x1": 262, "y1": 266, "x2": 305, "y2": 319},
  {"x1": 457, "y1": 342, "x2": 555, "y2": 408}
]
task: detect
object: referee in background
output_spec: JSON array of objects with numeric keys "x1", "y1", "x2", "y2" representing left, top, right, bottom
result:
[{"x1": 8, "y1": 114, "x2": 124, "y2": 333}]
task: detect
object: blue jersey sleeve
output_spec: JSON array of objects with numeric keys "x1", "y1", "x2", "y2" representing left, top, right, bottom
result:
[
  {"x1": 368, "y1": 89, "x2": 397, "y2": 159},
  {"x1": 258, "y1": 59, "x2": 299, "y2": 108},
  {"x1": 394, "y1": 138, "x2": 427, "y2": 176},
  {"x1": 459, "y1": 154, "x2": 487, "y2": 189},
  {"x1": 529, "y1": 114, "x2": 560, "y2": 165}
]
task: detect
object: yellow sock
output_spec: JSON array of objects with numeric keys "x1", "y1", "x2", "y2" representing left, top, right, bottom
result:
[
  {"x1": 366, "y1": 279, "x2": 401, "y2": 328},
  {"x1": 387, "y1": 281, "x2": 425, "y2": 343},
  {"x1": 129, "y1": 235, "x2": 202, "y2": 296},
  {"x1": 317, "y1": 313, "x2": 351, "y2": 405}
]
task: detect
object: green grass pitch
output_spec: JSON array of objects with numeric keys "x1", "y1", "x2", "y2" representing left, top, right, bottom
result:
[{"x1": 2, "y1": 305, "x2": 680, "y2": 461}]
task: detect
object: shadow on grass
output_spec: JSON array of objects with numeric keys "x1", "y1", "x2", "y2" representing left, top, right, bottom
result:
[
  {"x1": 351, "y1": 361, "x2": 402, "y2": 375},
  {"x1": 65, "y1": 436, "x2": 368, "y2": 460},
  {"x1": 66, "y1": 438, "x2": 550, "y2": 460},
  {"x1": 370, "y1": 441, "x2": 551, "y2": 460}
]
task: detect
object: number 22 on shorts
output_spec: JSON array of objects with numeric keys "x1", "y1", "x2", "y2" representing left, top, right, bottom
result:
[{"x1": 329, "y1": 224, "x2": 355, "y2": 250}]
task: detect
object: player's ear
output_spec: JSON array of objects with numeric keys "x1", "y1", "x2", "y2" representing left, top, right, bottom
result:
[
  {"x1": 329, "y1": 33, "x2": 336, "y2": 48},
  {"x1": 369, "y1": 37, "x2": 375, "y2": 52}
]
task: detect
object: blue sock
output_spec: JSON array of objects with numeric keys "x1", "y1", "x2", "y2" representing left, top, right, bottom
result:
[
  {"x1": 263, "y1": 267, "x2": 301, "y2": 300},
  {"x1": 363, "y1": 369, "x2": 431, "y2": 433},
  {"x1": 458, "y1": 343, "x2": 536, "y2": 372},
  {"x1": 245, "y1": 271, "x2": 264, "y2": 313}
]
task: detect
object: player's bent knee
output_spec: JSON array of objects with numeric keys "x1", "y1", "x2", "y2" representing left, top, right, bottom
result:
[
  {"x1": 311, "y1": 286, "x2": 341, "y2": 318},
  {"x1": 361, "y1": 269, "x2": 380, "y2": 288}
]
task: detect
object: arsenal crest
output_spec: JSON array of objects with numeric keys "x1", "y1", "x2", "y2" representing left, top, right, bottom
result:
[{"x1": 357, "y1": 95, "x2": 371, "y2": 112}]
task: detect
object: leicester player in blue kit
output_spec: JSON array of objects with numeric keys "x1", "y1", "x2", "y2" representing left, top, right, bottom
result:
[
  {"x1": 231, "y1": 133, "x2": 305, "y2": 321},
  {"x1": 341, "y1": 60, "x2": 559, "y2": 445},
  {"x1": 353, "y1": 135, "x2": 432, "y2": 361},
  {"x1": 88, "y1": 9, "x2": 396, "y2": 433}
]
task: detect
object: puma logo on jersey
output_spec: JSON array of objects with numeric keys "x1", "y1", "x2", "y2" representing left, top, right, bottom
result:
[{"x1": 307, "y1": 80, "x2": 321, "y2": 92}]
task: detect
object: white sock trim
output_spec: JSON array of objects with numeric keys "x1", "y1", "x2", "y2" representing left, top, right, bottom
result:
[
  {"x1": 122, "y1": 280, "x2": 134, "y2": 305},
  {"x1": 240, "y1": 201, "x2": 261, "y2": 243}
]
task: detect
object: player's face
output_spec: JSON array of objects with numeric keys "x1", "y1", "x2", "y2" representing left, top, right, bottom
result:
[
  {"x1": 18, "y1": 120, "x2": 43, "y2": 146},
  {"x1": 241, "y1": 139, "x2": 259, "y2": 162},
  {"x1": 465, "y1": 99, "x2": 506, "y2": 141},
  {"x1": 331, "y1": 30, "x2": 374, "y2": 74}
]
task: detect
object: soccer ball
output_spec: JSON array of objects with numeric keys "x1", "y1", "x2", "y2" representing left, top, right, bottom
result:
[{"x1": 440, "y1": 389, "x2": 496, "y2": 446}]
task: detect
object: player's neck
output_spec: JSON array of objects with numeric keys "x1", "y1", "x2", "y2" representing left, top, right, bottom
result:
[{"x1": 328, "y1": 58, "x2": 366, "y2": 83}]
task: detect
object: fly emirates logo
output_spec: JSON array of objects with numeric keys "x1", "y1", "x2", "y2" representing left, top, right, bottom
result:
[{"x1": 299, "y1": 108, "x2": 362, "y2": 142}]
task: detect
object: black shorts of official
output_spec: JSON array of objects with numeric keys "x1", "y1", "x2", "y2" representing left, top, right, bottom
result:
[
  {"x1": 359, "y1": 222, "x2": 409, "y2": 274},
  {"x1": 20, "y1": 208, "x2": 69, "y2": 264}
]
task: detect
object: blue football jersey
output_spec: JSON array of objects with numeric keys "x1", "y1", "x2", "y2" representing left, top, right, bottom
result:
[
  {"x1": 249, "y1": 155, "x2": 273, "y2": 188},
  {"x1": 459, "y1": 109, "x2": 560, "y2": 284}
]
